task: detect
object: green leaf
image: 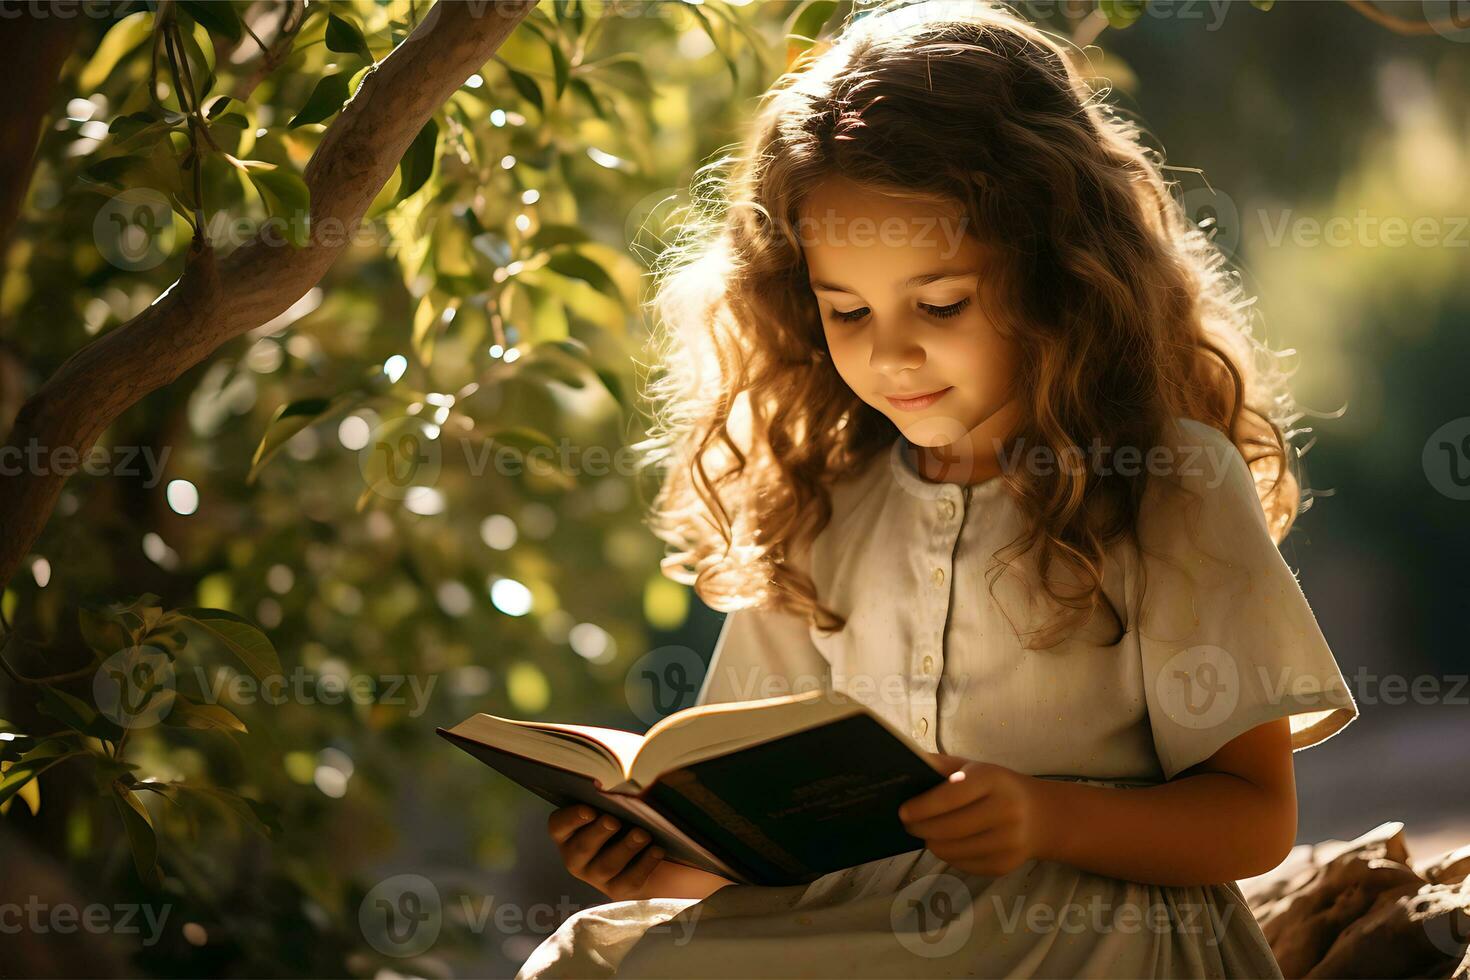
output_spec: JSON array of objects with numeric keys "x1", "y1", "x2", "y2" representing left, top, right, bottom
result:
[
  {"x1": 247, "y1": 169, "x2": 312, "y2": 247},
  {"x1": 506, "y1": 68, "x2": 544, "y2": 115},
  {"x1": 248, "y1": 396, "x2": 336, "y2": 483},
  {"x1": 144, "y1": 626, "x2": 189, "y2": 655},
  {"x1": 547, "y1": 36, "x2": 571, "y2": 99},
  {"x1": 174, "y1": 608, "x2": 281, "y2": 680},
  {"x1": 685, "y1": 3, "x2": 739, "y2": 85},
  {"x1": 529, "y1": 224, "x2": 591, "y2": 251},
  {"x1": 80, "y1": 604, "x2": 132, "y2": 656},
  {"x1": 595, "y1": 368, "x2": 627, "y2": 408},
  {"x1": 165, "y1": 696, "x2": 248, "y2": 734},
  {"x1": 397, "y1": 118, "x2": 439, "y2": 203},
  {"x1": 181, "y1": 0, "x2": 242, "y2": 44},
  {"x1": 569, "y1": 78, "x2": 606, "y2": 121},
  {"x1": 79, "y1": 11, "x2": 153, "y2": 91},
  {"x1": 787, "y1": 0, "x2": 837, "y2": 49},
  {"x1": 288, "y1": 71, "x2": 352, "y2": 128},
  {"x1": 325, "y1": 12, "x2": 374, "y2": 60},
  {"x1": 1249, "y1": 0, "x2": 1274, "y2": 8},
  {"x1": 1098, "y1": 0, "x2": 1146, "y2": 28},
  {"x1": 248, "y1": 390, "x2": 360, "y2": 481},
  {"x1": 0, "y1": 751, "x2": 86, "y2": 811},
  {"x1": 113, "y1": 785, "x2": 160, "y2": 888},
  {"x1": 552, "y1": 0, "x2": 583, "y2": 38},
  {"x1": 36, "y1": 687, "x2": 98, "y2": 731},
  {"x1": 204, "y1": 95, "x2": 236, "y2": 119},
  {"x1": 175, "y1": 784, "x2": 280, "y2": 838},
  {"x1": 545, "y1": 250, "x2": 618, "y2": 299}
]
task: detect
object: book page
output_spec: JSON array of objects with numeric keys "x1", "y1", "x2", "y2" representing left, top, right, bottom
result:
[{"x1": 629, "y1": 688, "x2": 888, "y2": 787}]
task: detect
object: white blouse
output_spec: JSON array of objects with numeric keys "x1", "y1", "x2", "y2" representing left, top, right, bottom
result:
[{"x1": 697, "y1": 416, "x2": 1359, "y2": 783}]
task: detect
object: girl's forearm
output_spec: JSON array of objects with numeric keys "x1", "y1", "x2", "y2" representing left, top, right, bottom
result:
[
  {"x1": 636, "y1": 860, "x2": 735, "y2": 901},
  {"x1": 1030, "y1": 771, "x2": 1297, "y2": 887}
]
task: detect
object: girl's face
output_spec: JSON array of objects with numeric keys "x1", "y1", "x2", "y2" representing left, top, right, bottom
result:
[{"x1": 800, "y1": 177, "x2": 1022, "y2": 472}]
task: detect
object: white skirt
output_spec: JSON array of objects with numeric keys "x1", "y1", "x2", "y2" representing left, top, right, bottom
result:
[{"x1": 516, "y1": 831, "x2": 1282, "y2": 979}]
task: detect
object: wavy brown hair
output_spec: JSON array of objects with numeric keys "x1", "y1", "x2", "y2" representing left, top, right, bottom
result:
[{"x1": 634, "y1": 0, "x2": 1315, "y2": 648}]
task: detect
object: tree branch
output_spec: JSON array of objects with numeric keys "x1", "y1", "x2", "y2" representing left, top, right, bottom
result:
[{"x1": 0, "y1": 0, "x2": 536, "y2": 596}]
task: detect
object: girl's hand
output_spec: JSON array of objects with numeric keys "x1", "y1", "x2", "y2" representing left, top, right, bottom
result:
[
  {"x1": 547, "y1": 805, "x2": 666, "y2": 901},
  {"x1": 898, "y1": 753, "x2": 1047, "y2": 878}
]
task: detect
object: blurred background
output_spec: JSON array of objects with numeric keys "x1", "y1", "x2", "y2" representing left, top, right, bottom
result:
[{"x1": 0, "y1": 0, "x2": 1465, "y2": 976}]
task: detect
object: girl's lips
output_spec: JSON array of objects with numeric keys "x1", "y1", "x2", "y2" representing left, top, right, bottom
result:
[{"x1": 885, "y1": 386, "x2": 953, "y2": 411}]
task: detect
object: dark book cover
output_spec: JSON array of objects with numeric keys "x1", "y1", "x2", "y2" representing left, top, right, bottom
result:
[{"x1": 438, "y1": 711, "x2": 946, "y2": 886}]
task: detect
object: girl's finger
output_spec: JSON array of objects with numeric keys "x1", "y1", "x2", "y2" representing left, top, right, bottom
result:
[
  {"x1": 585, "y1": 827, "x2": 651, "y2": 882},
  {"x1": 902, "y1": 797, "x2": 1004, "y2": 840},
  {"x1": 563, "y1": 815, "x2": 621, "y2": 873},
  {"x1": 899, "y1": 769, "x2": 990, "y2": 823},
  {"x1": 607, "y1": 845, "x2": 665, "y2": 895},
  {"x1": 548, "y1": 806, "x2": 597, "y2": 844}
]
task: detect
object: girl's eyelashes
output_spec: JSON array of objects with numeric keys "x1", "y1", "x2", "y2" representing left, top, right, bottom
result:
[{"x1": 829, "y1": 297, "x2": 972, "y2": 323}]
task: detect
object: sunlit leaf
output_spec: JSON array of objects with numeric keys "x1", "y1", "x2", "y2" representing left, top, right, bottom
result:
[
  {"x1": 325, "y1": 12, "x2": 374, "y2": 61},
  {"x1": 289, "y1": 72, "x2": 352, "y2": 128},
  {"x1": 506, "y1": 67, "x2": 544, "y2": 115},
  {"x1": 545, "y1": 249, "x2": 618, "y2": 299},
  {"x1": 247, "y1": 168, "x2": 312, "y2": 247},
  {"x1": 181, "y1": 0, "x2": 242, "y2": 44},
  {"x1": 79, "y1": 11, "x2": 153, "y2": 91},
  {"x1": 397, "y1": 118, "x2": 439, "y2": 202},
  {"x1": 248, "y1": 396, "x2": 335, "y2": 483},
  {"x1": 113, "y1": 785, "x2": 160, "y2": 888},
  {"x1": 173, "y1": 608, "x2": 281, "y2": 681},
  {"x1": 166, "y1": 696, "x2": 248, "y2": 734}
]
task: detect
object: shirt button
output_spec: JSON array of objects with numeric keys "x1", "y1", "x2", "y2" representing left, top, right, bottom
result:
[
  {"x1": 938, "y1": 498, "x2": 956, "y2": 520},
  {"x1": 922, "y1": 654, "x2": 935, "y2": 674},
  {"x1": 930, "y1": 566, "x2": 946, "y2": 587},
  {"x1": 914, "y1": 717, "x2": 929, "y2": 738}
]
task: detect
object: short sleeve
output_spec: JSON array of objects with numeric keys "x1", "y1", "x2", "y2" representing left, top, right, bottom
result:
[
  {"x1": 1135, "y1": 421, "x2": 1359, "y2": 780},
  {"x1": 697, "y1": 605, "x2": 831, "y2": 707}
]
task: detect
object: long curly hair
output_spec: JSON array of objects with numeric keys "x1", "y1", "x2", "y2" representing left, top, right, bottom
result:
[{"x1": 634, "y1": 0, "x2": 1312, "y2": 648}]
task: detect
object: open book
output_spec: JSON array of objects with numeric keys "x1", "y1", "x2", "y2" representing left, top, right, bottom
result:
[{"x1": 437, "y1": 688, "x2": 946, "y2": 886}]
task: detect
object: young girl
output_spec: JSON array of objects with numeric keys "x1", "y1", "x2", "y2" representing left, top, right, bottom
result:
[{"x1": 519, "y1": 1, "x2": 1359, "y2": 976}]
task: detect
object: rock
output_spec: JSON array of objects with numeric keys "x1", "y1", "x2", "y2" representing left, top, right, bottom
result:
[{"x1": 1240, "y1": 821, "x2": 1470, "y2": 979}]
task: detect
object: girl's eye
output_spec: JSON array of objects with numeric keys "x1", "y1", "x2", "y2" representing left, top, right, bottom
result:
[
  {"x1": 828, "y1": 298, "x2": 971, "y2": 323},
  {"x1": 924, "y1": 297, "x2": 971, "y2": 319}
]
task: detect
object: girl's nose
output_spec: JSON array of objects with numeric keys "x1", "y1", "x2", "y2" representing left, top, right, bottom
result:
[{"x1": 868, "y1": 322, "x2": 926, "y2": 375}]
